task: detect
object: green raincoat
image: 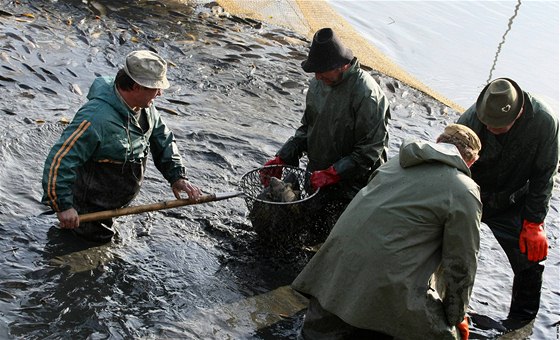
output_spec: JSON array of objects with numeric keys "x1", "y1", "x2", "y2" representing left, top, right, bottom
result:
[
  {"x1": 42, "y1": 76, "x2": 186, "y2": 213},
  {"x1": 278, "y1": 58, "x2": 390, "y2": 198},
  {"x1": 457, "y1": 92, "x2": 559, "y2": 223},
  {"x1": 292, "y1": 140, "x2": 482, "y2": 340}
]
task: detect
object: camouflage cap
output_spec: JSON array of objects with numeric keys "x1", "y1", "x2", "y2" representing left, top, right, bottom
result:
[{"x1": 442, "y1": 124, "x2": 481, "y2": 152}]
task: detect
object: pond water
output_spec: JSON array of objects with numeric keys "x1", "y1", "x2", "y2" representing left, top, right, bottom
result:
[
  {"x1": 328, "y1": 0, "x2": 559, "y2": 114},
  {"x1": 0, "y1": 0, "x2": 558, "y2": 339}
]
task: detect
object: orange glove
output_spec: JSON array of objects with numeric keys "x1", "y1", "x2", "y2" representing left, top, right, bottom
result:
[
  {"x1": 310, "y1": 166, "x2": 340, "y2": 190},
  {"x1": 519, "y1": 220, "x2": 548, "y2": 262},
  {"x1": 260, "y1": 156, "x2": 285, "y2": 186},
  {"x1": 457, "y1": 316, "x2": 469, "y2": 340}
]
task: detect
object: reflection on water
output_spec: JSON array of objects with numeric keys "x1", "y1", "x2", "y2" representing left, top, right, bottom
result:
[{"x1": 486, "y1": 0, "x2": 522, "y2": 84}]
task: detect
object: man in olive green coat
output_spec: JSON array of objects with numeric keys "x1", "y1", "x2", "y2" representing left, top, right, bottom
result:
[
  {"x1": 457, "y1": 78, "x2": 559, "y2": 329},
  {"x1": 292, "y1": 124, "x2": 482, "y2": 340},
  {"x1": 262, "y1": 28, "x2": 390, "y2": 239}
]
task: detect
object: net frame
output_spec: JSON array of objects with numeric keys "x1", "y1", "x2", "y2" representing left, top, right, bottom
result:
[
  {"x1": 239, "y1": 165, "x2": 319, "y2": 211},
  {"x1": 239, "y1": 165, "x2": 320, "y2": 246}
]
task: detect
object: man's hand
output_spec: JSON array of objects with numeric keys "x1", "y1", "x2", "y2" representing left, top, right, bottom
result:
[
  {"x1": 457, "y1": 316, "x2": 469, "y2": 340},
  {"x1": 310, "y1": 166, "x2": 340, "y2": 190},
  {"x1": 57, "y1": 208, "x2": 80, "y2": 229},
  {"x1": 172, "y1": 178, "x2": 202, "y2": 200},
  {"x1": 260, "y1": 156, "x2": 285, "y2": 186},
  {"x1": 520, "y1": 220, "x2": 548, "y2": 262}
]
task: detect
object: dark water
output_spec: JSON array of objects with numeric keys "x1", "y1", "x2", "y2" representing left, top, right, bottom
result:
[{"x1": 0, "y1": 0, "x2": 558, "y2": 339}]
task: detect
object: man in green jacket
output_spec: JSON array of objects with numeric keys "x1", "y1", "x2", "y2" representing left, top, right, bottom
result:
[
  {"x1": 42, "y1": 50, "x2": 202, "y2": 243},
  {"x1": 457, "y1": 78, "x2": 559, "y2": 330},
  {"x1": 292, "y1": 124, "x2": 482, "y2": 339},
  {"x1": 262, "y1": 28, "x2": 390, "y2": 239}
]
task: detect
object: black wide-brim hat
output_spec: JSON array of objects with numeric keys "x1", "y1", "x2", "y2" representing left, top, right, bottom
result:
[{"x1": 301, "y1": 28, "x2": 354, "y2": 73}]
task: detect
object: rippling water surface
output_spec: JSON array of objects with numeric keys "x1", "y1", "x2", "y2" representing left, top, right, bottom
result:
[{"x1": 0, "y1": 0, "x2": 558, "y2": 339}]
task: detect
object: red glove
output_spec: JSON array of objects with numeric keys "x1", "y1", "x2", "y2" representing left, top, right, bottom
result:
[
  {"x1": 519, "y1": 220, "x2": 548, "y2": 262},
  {"x1": 310, "y1": 166, "x2": 340, "y2": 190},
  {"x1": 260, "y1": 156, "x2": 285, "y2": 186},
  {"x1": 457, "y1": 316, "x2": 469, "y2": 340}
]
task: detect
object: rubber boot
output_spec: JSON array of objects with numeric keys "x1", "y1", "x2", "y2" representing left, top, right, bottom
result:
[
  {"x1": 73, "y1": 218, "x2": 115, "y2": 243},
  {"x1": 301, "y1": 297, "x2": 393, "y2": 340},
  {"x1": 502, "y1": 265, "x2": 544, "y2": 330}
]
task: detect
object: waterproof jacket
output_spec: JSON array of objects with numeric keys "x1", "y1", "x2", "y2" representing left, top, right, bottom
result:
[
  {"x1": 277, "y1": 58, "x2": 390, "y2": 199},
  {"x1": 457, "y1": 93, "x2": 559, "y2": 223},
  {"x1": 292, "y1": 140, "x2": 482, "y2": 340},
  {"x1": 42, "y1": 76, "x2": 187, "y2": 213}
]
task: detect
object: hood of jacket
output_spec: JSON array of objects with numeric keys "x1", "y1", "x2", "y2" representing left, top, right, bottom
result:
[
  {"x1": 86, "y1": 76, "x2": 130, "y2": 119},
  {"x1": 399, "y1": 139, "x2": 471, "y2": 177}
]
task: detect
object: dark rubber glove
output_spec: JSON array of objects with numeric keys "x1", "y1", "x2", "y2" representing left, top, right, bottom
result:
[
  {"x1": 520, "y1": 220, "x2": 548, "y2": 262},
  {"x1": 310, "y1": 166, "x2": 340, "y2": 190},
  {"x1": 457, "y1": 316, "x2": 469, "y2": 340},
  {"x1": 260, "y1": 156, "x2": 285, "y2": 186}
]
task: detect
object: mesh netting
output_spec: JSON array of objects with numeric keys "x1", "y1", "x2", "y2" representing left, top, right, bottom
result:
[
  {"x1": 239, "y1": 165, "x2": 319, "y2": 245},
  {"x1": 240, "y1": 165, "x2": 318, "y2": 209}
]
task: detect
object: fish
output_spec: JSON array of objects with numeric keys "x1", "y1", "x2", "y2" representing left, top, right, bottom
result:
[
  {"x1": 168, "y1": 44, "x2": 186, "y2": 56},
  {"x1": 281, "y1": 80, "x2": 300, "y2": 89},
  {"x1": 169, "y1": 10, "x2": 190, "y2": 18},
  {"x1": 40, "y1": 67, "x2": 63, "y2": 84},
  {"x1": 0, "y1": 9, "x2": 14, "y2": 16},
  {"x1": 155, "y1": 106, "x2": 179, "y2": 116},
  {"x1": 18, "y1": 83, "x2": 34, "y2": 90},
  {"x1": 70, "y1": 83, "x2": 82, "y2": 96},
  {"x1": 0, "y1": 289, "x2": 16, "y2": 301},
  {"x1": 22, "y1": 45, "x2": 31, "y2": 54},
  {"x1": 166, "y1": 98, "x2": 191, "y2": 106},
  {"x1": 225, "y1": 43, "x2": 252, "y2": 52},
  {"x1": 104, "y1": 56, "x2": 117, "y2": 67},
  {"x1": 22, "y1": 63, "x2": 47, "y2": 82},
  {"x1": 241, "y1": 89, "x2": 259, "y2": 98},
  {"x1": 240, "y1": 53, "x2": 262, "y2": 59},
  {"x1": 385, "y1": 81, "x2": 396, "y2": 93},
  {"x1": 1, "y1": 109, "x2": 17, "y2": 116},
  {"x1": 5, "y1": 32, "x2": 25, "y2": 42},
  {"x1": 265, "y1": 81, "x2": 290, "y2": 96},
  {"x1": 248, "y1": 173, "x2": 306, "y2": 246},
  {"x1": 66, "y1": 68, "x2": 78, "y2": 78},
  {"x1": 0, "y1": 75, "x2": 17, "y2": 82},
  {"x1": 90, "y1": 1, "x2": 107, "y2": 16},
  {"x1": 37, "y1": 52, "x2": 46, "y2": 63},
  {"x1": 220, "y1": 57, "x2": 241, "y2": 63},
  {"x1": 41, "y1": 87, "x2": 58, "y2": 95},
  {"x1": 64, "y1": 36, "x2": 77, "y2": 48},
  {"x1": 257, "y1": 176, "x2": 300, "y2": 203},
  {"x1": 118, "y1": 31, "x2": 129, "y2": 45},
  {"x1": 24, "y1": 34, "x2": 37, "y2": 45}
]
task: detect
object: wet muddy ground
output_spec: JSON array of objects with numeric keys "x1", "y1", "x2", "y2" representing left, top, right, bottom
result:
[{"x1": 0, "y1": 0, "x2": 558, "y2": 339}]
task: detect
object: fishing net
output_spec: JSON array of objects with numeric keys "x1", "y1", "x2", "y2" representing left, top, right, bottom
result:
[{"x1": 239, "y1": 165, "x2": 319, "y2": 246}]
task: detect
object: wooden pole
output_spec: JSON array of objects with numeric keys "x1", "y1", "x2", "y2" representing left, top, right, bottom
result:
[{"x1": 79, "y1": 191, "x2": 243, "y2": 223}]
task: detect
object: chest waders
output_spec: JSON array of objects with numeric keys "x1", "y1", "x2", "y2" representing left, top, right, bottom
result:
[{"x1": 72, "y1": 158, "x2": 147, "y2": 243}]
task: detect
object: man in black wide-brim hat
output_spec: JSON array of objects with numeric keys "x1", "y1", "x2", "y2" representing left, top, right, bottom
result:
[{"x1": 262, "y1": 28, "x2": 391, "y2": 241}]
